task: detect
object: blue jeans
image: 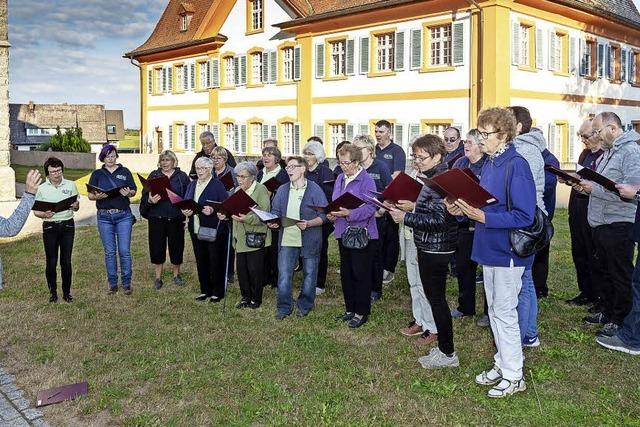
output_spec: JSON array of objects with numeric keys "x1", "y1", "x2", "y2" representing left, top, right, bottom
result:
[
  {"x1": 618, "y1": 249, "x2": 640, "y2": 348},
  {"x1": 517, "y1": 268, "x2": 538, "y2": 340},
  {"x1": 97, "y1": 210, "x2": 134, "y2": 288},
  {"x1": 276, "y1": 246, "x2": 319, "y2": 316}
]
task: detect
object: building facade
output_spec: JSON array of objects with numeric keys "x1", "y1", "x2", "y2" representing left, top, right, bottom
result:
[{"x1": 126, "y1": 0, "x2": 640, "y2": 166}]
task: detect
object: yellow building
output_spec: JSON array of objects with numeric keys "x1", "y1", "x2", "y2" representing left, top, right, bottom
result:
[{"x1": 126, "y1": 0, "x2": 640, "y2": 165}]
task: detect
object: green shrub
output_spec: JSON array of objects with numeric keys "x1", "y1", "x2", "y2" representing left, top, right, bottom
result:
[{"x1": 38, "y1": 126, "x2": 91, "y2": 152}]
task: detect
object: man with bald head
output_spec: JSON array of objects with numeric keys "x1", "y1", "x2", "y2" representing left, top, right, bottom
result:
[
  {"x1": 574, "y1": 112, "x2": 640, "y2": 338},
  {"x1": 565, "y1": 119, "x2": 604, "y2": 307}
]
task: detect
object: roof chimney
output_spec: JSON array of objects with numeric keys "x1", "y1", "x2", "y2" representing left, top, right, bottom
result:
[{"x1": 28, "y1": 100, "x2": 34, "y2": 111}]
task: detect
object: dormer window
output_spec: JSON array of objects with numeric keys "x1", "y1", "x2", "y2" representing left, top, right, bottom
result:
[
  {"x1": 247, "y1": 0, "x2": 263, "y2": 33},
  {"x1": 179, "y1": 2, "x2": 195, "y2": 32}
]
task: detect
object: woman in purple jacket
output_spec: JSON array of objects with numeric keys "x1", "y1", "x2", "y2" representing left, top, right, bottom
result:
[{"x1": 329, "y1": 143, "x2": 378, "y2": 328}]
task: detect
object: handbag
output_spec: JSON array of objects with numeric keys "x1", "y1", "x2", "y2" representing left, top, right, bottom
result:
[
  {"x1": 505, "y1": 159, "x2": 554, "y2": 257},
  {"x1": 197, "y1": 222, "x2": 219, "y2": 242},
  {"x1": 342, "y1": 224, "x2": 369, "y2": 249},
  {"x1": 245, "y1": 232, "x2": 266, "y2": 248},
  {"x1": 139, "y1": 192, "x2": 150, "y2": 219}
]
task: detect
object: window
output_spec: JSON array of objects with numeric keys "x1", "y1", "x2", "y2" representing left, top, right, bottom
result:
[
  {"x1": 180, "y1": 13, "x2": 192, "y2": 32},
  {"x1": 548, "y1": 122, "x2": 568, "y2": 163},
  {"x1": 154, "y1": 68, "x2": 163, "y2": 94},
  {"x1": 330, "y1": 40, "x2": 346, "y2": 77},
  {"x1": 224, "y1": 56, "x2": 235, "y2": 86},
  {"x1": 580, "y1": 39, "x2": 596, "y2": 78},
  {"x1": 421, "y1": 121, "x2": 452, "y2": 138},
  {"x1": 247, "y1": 0, "x2": 263, "y2": 33},
  {"x1": 376, "y1": 33, "x2": 395, "y2": 72},
  {"x1": 106, "y1": 125, "x2": 116, "y2": 134},
  {"x1": 329, "y1": 123, "x2": 346, "y2": 156},
  {"x1": 282, "y1": 47, "x2": 294, "y2": 81},
  {"x1": 250, "y1": 52, "x2": 262, "y2": 84},
  {"x1": 250, "y1": 122, "x2": 262, "y2": 153},
  {"x1": 282, "y1": 122, "x2": 297, "y2": 155},
  {"x1": 611, "y1": 44, "x2": 621, "y2": 82},
  {"x1": 199, "y1": 61, "x2": 209, "y2": 89},
  {"x1": 176, "y1": 124, "x2": 186, "y2": 150},
  {"x1": 175, "y1": 65, "x2": 184, "y2": 92},
  {"x1": 430, "y1": 24, "x2": 452, "y2": 67},
  {"x1": 550, "y1": 31, "x2": 568, "y2": 74},
  {"x1": 26, "y1": 128, "x2": 64, "y2": 136},
  {"x1": 519, "y1": 24, "x2": 530, "y2": 67},
  {"x1": 224, "y1": 123, "x2": 237, "y2": 152}
]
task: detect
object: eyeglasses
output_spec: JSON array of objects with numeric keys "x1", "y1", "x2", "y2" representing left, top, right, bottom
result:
[
  {"x1": 211, "y1": 156, "x2": 224, "y2": 161},
  {"x1": 195, "y1": 166, "x2": 210, "y2": 171},
  {"x1": 593, "y1": 126, "x2": 609, "y2": 136},
  {"x1": 478, "y1": 130, "x2": 501, "y2": 140},
  {"x1": 444, "y1": 137, "x2": 459, "y2": 143},
  {"x1": 236, "y1": 174, "x2": 251, "y2": 179},
  {"x1": 302, "y1": 152, "x2": 315, "y2": 156},
  {"x1": 339, "y1": 160, "x2": 357, "y2": 166},
  {"x1": 463, "y1": 139, "x2": 478, "y2": 145},
  {"x1": 48, "y1": 168, "x2": 63, "y2": 175},
  {"x1": 410, "y1": 154, "x2": 431, "y2": 162},
  {"x1": 285, "y1": 164, "x2": 304, "y2": 170},
  {"x1": 578, "y1": 132, "x2": 595, "y2": 139}
]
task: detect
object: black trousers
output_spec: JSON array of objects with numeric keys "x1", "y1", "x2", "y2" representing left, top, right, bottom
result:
[
  {"x1": 148, "y1": 216, "x2": 185, "y2": 265},
  {"x1": 383, "y1": 217, "x2": 400, "y2": 273},
  {"x1": 532, "y1": 243, "x2": 550, "y2": 297},
  {"x1": 42, "y1": 219, "x2": 75, "y2": 298},
  {"x1": 371, "y1": 216, "x2": 387, "y2": 294},
  {"x1": 338, "y1": 239, "x2": 374, "y2": 316},
  {"x1": 264, "y1": 229, "x2": 280, "y2": 287},
  {"x1": 237, "y1": 248, "x2": 265, "y2": 305},
  {"x1": 456, "y1": 227, "x2": 484, "y2": 315},
  {"x1": 418, "y1": 251, "x2": 454, "y2": 355},
  {"x1": 592, "y1": 223, "x2": 634, "y2": 324},
  {"x1": 190, "y1": 231, "x2": 229, "y2": 298},
  {"x1": 568, "y1": 196, "x2": 598, "y2": 300},
  {"x1": 316, "y1": 223, "x2": 333, "y2": 289}
]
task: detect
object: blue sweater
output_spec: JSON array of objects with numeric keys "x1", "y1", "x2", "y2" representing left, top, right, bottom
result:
[
  {"x1": 184, "y1": 177, "x2": 229, "y2": 233},
  {"x1": 271, "y1": 180, "x2": 328, "y2": 258},
  {"x1": 471, "y1": 144, "x2": 537, "y2": 268},
  {"x1": 542, "y1": 149, "x2": 559, "y2": 221}
]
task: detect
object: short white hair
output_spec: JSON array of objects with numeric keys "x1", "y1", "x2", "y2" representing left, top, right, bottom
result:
[
  {"x1": 194, "y1": 156, "x2": 213, "y2": 170},
  {"x1": 303, "y1": 140, "x2": 326, "y2": 163}
]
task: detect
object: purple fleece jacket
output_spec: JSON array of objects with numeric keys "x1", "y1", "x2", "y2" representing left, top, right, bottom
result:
[{"x1": 331, "y1": 168, "x2": 378, "y2": 239}]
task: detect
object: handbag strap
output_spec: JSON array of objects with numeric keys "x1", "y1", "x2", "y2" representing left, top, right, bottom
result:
[
  {"x1": 100, "y1": 167, "x2": 121, "y2": 189},
  {"x1": 504, "y1": 158, "x2": 513, "y2": 213}
]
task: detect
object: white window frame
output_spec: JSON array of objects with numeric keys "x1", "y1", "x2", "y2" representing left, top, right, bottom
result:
[
  {"x1": 177, "y1": 124, "x2": 186, "y2": 150},
  {"x1": 225, "y1": 123, "x2": 237, "y2": 152},
  {"x1": 251, "y1": 0, "x2": 263, "y2": 31},
  {"x1": 329, "y1": 124, "x2": 346, "y2": 156},
  {"x1": 224, "y1": 56, "x2": 235, "y2": 86},
  {"x1": 430, "y1": 24, "x2": 452, "y2": 67},
  {"x1": 282, "y1": 47, "x2": 294, "y2": 81},
  {"x1": 519, "y1": 24, "x2": 530, "y2": 67},
  {"x1": 251, "y1": 52, "x2": 262, "y2": 84},
  {"x1": 251, "y1": 122, "x2": 262, "y2": 153},
  {"x1": 282, "y1": 122, "x2": 295, "y2": 155},
  {"x1": 376, "y1": 33, "x2": 395, "y2": 72},
  {"x1": 330, "y1": 40, "x2": 346, "y2": 77}
]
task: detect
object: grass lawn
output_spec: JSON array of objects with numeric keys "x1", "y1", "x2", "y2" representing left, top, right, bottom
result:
[
  {"x1": 0, "y1": 210, "x2": 639, "y2": 425},
  {"x1": 119, "y1": 135, "x2": 140, "y2": 151}
]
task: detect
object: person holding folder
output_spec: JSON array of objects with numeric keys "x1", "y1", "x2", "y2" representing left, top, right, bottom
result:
[
  {"x1": 33, "y1": 157, "x2": 79, "y2": 303},
  {"x1": 270, "y1": 156, "x2": 327, "y2": 320},
  {"x1": 182, "y1": 157, "x2": 229, "y2": 303},
  {"x1": 330, "y1": 143, "x2": 378, "y2": 328},
  {"x1": 211, "y1": 145, "x2": 238, "y2": 282},
  {"x1": 88, "y1": 145, "x2": 137, "y2": 295},
  {"x1": 446, "y1": 107, "x2": 536, "y2": 398},
  {"x1": 388, "y1": 135, "x2": 459, "y2": 369},
  {"x1": 222, "y1": 161, "x2": 271, "y2": 309},
  {"x1": 142, "y1": 150, "x2": 190, "y2": 290}
]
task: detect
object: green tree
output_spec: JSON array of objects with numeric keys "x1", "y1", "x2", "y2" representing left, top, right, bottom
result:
[{"x1": 38, "y1": 126, "x2": 91, "y2": 152}]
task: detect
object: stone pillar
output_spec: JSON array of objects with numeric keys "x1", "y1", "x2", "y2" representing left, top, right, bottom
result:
[{"x1": 0, "y1": 0, "x2": 15, "y2": 201}]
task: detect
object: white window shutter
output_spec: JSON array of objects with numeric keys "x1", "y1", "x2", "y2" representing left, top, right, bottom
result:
[
  {"x1": 597, "y1": 43, "x2": 604, "y2": 78},
  {"x1": 314, "y1": 123, "x2": 324, "y2": 138},
  {"x1": 209, "y1": 123, "x2": 219, "y2": 144},
  {"x1": 359, "y1": 124, "x2": 369, "y2": 136},
  {"x1": 622, "y1": 48, "x2": 627, "y2": 82},
  {"x1": 262, "y1": 52, "x2": 270, "y2": 83},
  {"x1": 183, "y1": 66, "x2": 189, "y2": 91},
  {"x1": 511, "y1": 22, "x2": 520, "y2": 66},
  {"x1": 315, "y1": 43, "x2": 324, "y2": 79},
  {"x1": 161, "y1": 68, "x2": 167, "y2": 92},
  {"x1": 568, "y1": 125, "x2": 576, "y2": 162},
  {"x1": 346, "y1": 39, "x2": 355, "y2": 75},
  {"x1": 205, "y1": 61, "x2": 211, "y2": 88},
  {"x1": 578, "y1": 39, "x2": 586, "y2": 76},
  {"x1": 569, "y1": 37, "x2": 577, "y2": 74},
  {"x1": 293, "y1": 46, "x2": 301, "y2": 81},
  {"x1": 360, "y1": 36, "x2": 369, "y2": 74},
  {"x1": 536, "y1": 29, "x2": 544, "y2": 70},
  {"x1": 294, "y1": 123, "x2": 301, "y2": 154},
  {"x1": 234, "y1": 56, "x2": 240, "y2": 85},
  {"x1": 346, "y1": 124, "x2": 355, "y2": 141},
  {"x1": 452, "y1": 22, "x2": 464, "y2": 66},
  {"x1": 211, "y1": 59, "x2": 220, "y2": 88},
  {"x1": 410, "y1": 28, "x2": 422, "y2": 70},
  {"x1": 269, "y1": 51, "x2": 277, "y2": 83},
  {"x1": 190, "y1": 63, "x2": 195, "y2": 90},
  {"x1": 240, "y1": 55, "x2": 247, "y2": 85},
  {"x1": 606, "y1": 45, "x2": 612, "y2": 79},
  {"x1": 408, "y1": 123, "x2": 421, "y2": 144},
  {"x1": 147, "y1": 69, "x2": 153, "y2": 94},
  {"x1": 548, "y1": 31, "x2": 557, "y2": 71},
  {"x1": 168, "y1": 124, "x2": 173, "y2": 149},
  {"x1": 548, "y1": 124, "x2": 557, "y2": 155},
  {"x1": 394, "y1": 31, "x2": 405, "y2": 71},
  {"x1": 394, "y1": 123, "x2": 404, "y2": 147},
  {"x1": 240, "y1": 124, "x2": 247, "y2": 153},
  {"x1": 233, "y1": 124, "x2": 239, "y2": 152},
  {"x1": 629, "y1": 51, "x2": 636, "y2": 83},
  {"x1": 168, "y1": 67, "x2": 173, "y2": 92},
  {"x1": 262, "y1": 124, "x2": 270, "y2": 142},
  {"x1": 270, "y1": 124, "x2": 277, "y2": 139},
  {"x1": 190, "y1": 125, "x2": 196, "y2": 151}
]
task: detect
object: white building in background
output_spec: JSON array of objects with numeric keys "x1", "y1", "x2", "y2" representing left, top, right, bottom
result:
[{"x1": 126, "y1": 0, "x2": 640, "y2": 166}]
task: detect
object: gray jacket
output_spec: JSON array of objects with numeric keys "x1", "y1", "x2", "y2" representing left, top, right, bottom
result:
[
  {"x1": 0, "y1": 193, "x2": 35, "y2": 289},
  {"x1": 588, "y1": 130, "x2": 640, "y2": 227},
  {"x1": 512, "y1": 129, "x2": 547, "y2": 214}
]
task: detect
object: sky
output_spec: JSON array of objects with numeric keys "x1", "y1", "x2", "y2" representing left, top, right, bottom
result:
[
  {"x1": 7, "y1": 0, "x2": 166, "y2": 130},
  {"x1": 7, "y1": 0, "x2": 640, "y2": 130}
]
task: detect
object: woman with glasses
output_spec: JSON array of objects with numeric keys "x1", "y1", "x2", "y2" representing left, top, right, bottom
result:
[
  {"x1": 303, "y1": 139, "x2": 335, "y2": 295},
  {"x1": 88, "y1": 145, "x2": 137, "y2": 295},
  {"x1": 330, "y1": 143, "x2": 378, "y2": 328},
  {"x1": 446, "y1": 107, "x2": 536, "y2": 398},
  {"x1": 182, "y1": 157, "x2": 230, "y2": 303},
  {"x1": 449, "y1": 130, "x2": 489, "y2": 324},
  {"x1": 143, "y1": 150, "x2": 190, "y2": 290},
  {"x1": 219, "y1": 161, "x2": 271, "y2": 309},
  {"x1": 352, "y1": 134, "x2": 392, "y2": 301},
  {"x1": 33, "y1": 157, "x2": 79, "y2": 303},
  {"x1": 270, "y1": 156, "x2": 327, "y2": 319},
  {"x1": 389, "y1": 135, "x2": 459, "y2": 369},
  {"x1": 211, "y1": 145, "x2": 238, "y2": 281}
]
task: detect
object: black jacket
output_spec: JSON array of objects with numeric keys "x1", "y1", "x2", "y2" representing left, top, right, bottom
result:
[
  {"x1": 189, "y1": 147, "x2": 236, "y2": 179},
  {"x1": 404, "y1": 163, "x2": 458, "y2": 253}
]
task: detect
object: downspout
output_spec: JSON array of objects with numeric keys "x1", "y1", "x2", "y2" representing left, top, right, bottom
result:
[
  {"x1": 129, "y1": 57, "x2": 143, "y2": 153},
  {"x1": 466, "y1": 0, "x2": 483, "y2": 119}
]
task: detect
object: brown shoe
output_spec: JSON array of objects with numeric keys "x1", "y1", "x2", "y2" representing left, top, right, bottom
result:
[
  {"x1": 415, "y1": 330, "x2": 438, "y2": 346},
  {"x1": 400, "y1": 321, "x2": 423, "y2": 336}
]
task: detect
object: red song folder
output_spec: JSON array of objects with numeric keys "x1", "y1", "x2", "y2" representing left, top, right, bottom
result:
[
  {"x1": 166, "y1": 188, "x2": 203, "y2": 213},
  {"x1": 86, "y1": 183, "x2": 127, "y2": 199},
  {"x1": 421, "y1": 168, "x2": 498, "y2": 209},
  {"x1": 310, "y1": 191, "x2": 365, "y2": 213},
  {"x1": 36, "y1": 381, "x2": 88, "y2": 407},
  {"x1": 218, "y1": 172, "x2": 236, "y2": 191},
  {"x1": 544, "y1": 165, "x2": 581, "y2": 184},
  {"x1": 262, "y1": 177, "x2": 283, "y2": 193},
  {"x1": 380, "y1": 172, "x2": 424, "y2": 203},
  {"x1": 206, "y1": 189, "x2": 256, "y2": 217},
  {"x1": 137, "y1": 173, "x2": 170, "y2": 199}
]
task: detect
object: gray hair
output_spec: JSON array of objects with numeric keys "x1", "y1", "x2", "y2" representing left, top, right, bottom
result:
[
  {"x1": 200, "y1": 131, "x2": 216, "y2": 144},
  {"x1": 466, "y1": 129, "x2": 482, "y2": 145},
  {"x1": 262, "y1": 146, "x2": 282, "y2": 161},
  {"x1": 234, "y1": 161, "x2": 258, "y2": 178},
  {"x1": 303, "y1": 140, "x2": 326, "y2": 164},
  {"x1": 352, "y1": 134, "x2": 376, "y2": 158},
  {"x1": 262, "y1": 138, "x2": 278, "y2": 148},
  {"x1": 157, "y1": 150, "x2": 178, "y2": 168},
  {"x1": 194, "y1": 156, "x2": 213, "y2": 170}
]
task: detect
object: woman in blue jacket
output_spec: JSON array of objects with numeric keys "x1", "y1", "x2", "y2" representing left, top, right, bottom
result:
[
  {"x1": 447, "y1": 107, "x2": 536, "y2": 398},
  {"x1": 181, "y1": 156, "x2": 229, "y2": 303}
]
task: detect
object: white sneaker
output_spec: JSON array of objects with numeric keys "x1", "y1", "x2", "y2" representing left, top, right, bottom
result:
[
  {"x1": 418, "y1": 348, "x2": 459, "y2": 369},
  {"x1": 487, "y1": 378, "x2": 526, "y2": 398},
  {"x1": 382, "y1": 270, "x2": 395, "y2": 284},
  {"x1": 475, "y1": 366, "x2": 502, "y2": 385},
  {"x1": 315, "y1": 287, "x2": 325, "y2": 295}
]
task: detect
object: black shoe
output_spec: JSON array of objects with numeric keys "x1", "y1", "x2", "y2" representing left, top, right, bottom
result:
[
  {"x1": 584, "y1": 312, "x2": 607, "y2": 325},
  {"x1": 107, "y1": 287, "x2": 117, "y2": 295},
  {"x1": 588, "y1": 303, "x2": 603, "y2": 313},
  {"x1": 335, "y1": 312, "x2": 355, "y2": 322},
  {"x1": 154, "y1": 279, "x2": 163, "y2": 290},
  {"x1": 49, "y1": 294, "x2": 58, "y2": 303},
  {"x1": 235, "y1": 300, "x2": 249, "y2": 309},
  {"x1": 210, "y1": 295, "x2": 222, "y2": 303},
  {"x1": 123, "y1": 287, "x2": 132, "y2": 295},
  {"x1": 248, "y1": 302, "x2": 261, "y2": 309},
  {"x1": 62, "y1": 295, "x2": 73, "y2": 303},
  {"x1": 566, "y1": 294, "x2": 590, "y2": 306},
  {"x1": 195, "y1": 294, "x2": 208, "y2": 301},
  {"x1": 348, "y1": 315, "x2": 369, "y2": 328},
  {"x1": 597, "y1": 322, "x2": 621, "y2": 337}
]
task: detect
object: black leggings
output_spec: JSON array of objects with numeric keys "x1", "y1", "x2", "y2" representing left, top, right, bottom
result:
[{"x1": 418, "y1": 251, "x2": 454, "y2": 355}]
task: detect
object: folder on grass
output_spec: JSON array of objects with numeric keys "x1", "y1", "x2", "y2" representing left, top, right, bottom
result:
[{"x1": 36, "y1": 381, "x2": 88, "y2": 407}]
